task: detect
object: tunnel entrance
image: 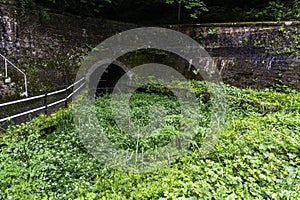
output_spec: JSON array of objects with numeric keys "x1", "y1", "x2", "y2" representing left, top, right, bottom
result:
[
  {"x1": 87, "y1": 61, "x2": 130, "y2": 97},
  {"x1": 96, "y1": 63, "x2": 127, "y2": 95}
]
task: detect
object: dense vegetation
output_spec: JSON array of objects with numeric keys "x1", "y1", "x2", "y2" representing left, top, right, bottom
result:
[
  {"x1": 0, "y1": 82, "x2": 299, "y2": 199},
  {"x1": 20, "y1": 0, "x2": 300, "y2": 24},
  {"x1": 1, "y1": 0, "x2": 297, "y2": 199}
]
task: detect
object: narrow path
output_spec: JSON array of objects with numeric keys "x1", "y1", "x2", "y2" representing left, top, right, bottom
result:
[{"x1": 0, "y1": 92, "x2": 69, "y2": 131}]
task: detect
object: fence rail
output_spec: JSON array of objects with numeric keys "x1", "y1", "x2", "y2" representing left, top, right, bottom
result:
[
  {"x1": 0, "y1": 53, "x2": 28, "y2": 97},
  {"x1": 0, "y1": 77, "x2": 85, "y2": 123}
]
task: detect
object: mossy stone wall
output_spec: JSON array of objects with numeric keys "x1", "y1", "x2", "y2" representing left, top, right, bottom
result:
[{"x1": 0, "y1": 1, "x2": 299, "y2": 98}]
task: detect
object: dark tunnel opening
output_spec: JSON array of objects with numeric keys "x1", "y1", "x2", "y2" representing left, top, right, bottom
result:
[{"x1": 90, "y1": 63, "x2": 127, "y2": 97}]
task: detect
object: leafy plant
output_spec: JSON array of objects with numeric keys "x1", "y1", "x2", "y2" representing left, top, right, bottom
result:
[
  {"x1": 41, "y1": 10, "x2": 50, "y2": 20},
  {"x1": 207, "y1": 28, "x2": 217, "y2": 36},
  {"x1": 246, "y1": 0, "x2": 300, "y2": 21},
  {"x1": 20, "y1": 0, "x2": 35, "y2": 14},
  {"x1": 0, "y1": 81, "x2": 300, "y2": 199},
  {"x1": 278, "y1": 26, "x2": 285, "y2": 33},
  {"x1": 165, "y1": 0, "x2": 208, "y2": 21}
]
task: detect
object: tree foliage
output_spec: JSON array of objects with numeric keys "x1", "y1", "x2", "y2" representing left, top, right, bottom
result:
[
  {"x1": 19, "y1": 0, "x2": 300, "y2": 23},
  {"x1": 165, "y1": 0, "x2": 207, "y2": 21},
  {"x1": 247, "y1": 0, "x2": 300, "y2": 21},
  {"x1": 20, "y1": 0, "x2": 112, "y2": 16}
]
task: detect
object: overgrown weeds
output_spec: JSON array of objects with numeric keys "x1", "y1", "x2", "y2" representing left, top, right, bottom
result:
[{"x1": 0, "y1": 81, "x2": 299, "y2": 199}]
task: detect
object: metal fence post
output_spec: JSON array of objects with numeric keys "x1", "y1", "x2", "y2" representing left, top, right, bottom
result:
[
  {"x1": 65, "y1": 87, "x2": 68, "y2": 108},
  {"x1": 44, "y1": 91, "x2": 48, "y2": 115},
  {"x1": 0, "y1": 79, "x2": 86, "y2": 124},
  {"x1": 4, "y1": 59, "x2": 8, "y2": 78}
]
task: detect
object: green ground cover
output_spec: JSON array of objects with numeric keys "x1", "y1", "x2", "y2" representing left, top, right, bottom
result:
[{"x1": 0, "y1": 81, "x2": 299, "y2": 199}]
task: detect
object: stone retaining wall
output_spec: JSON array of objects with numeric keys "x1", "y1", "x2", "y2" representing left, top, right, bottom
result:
[
  {"x1": 0, "y1": 1, "x2": 299, "y2": 98},
  {"x1": 175, "y1": 23, "x2": 300, "y2": 89}
]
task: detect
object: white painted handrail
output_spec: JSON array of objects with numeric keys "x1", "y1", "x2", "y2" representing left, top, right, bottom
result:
[
  {"x1": 0, "y1": 94, "x2": 45, "y2": 107},
  {"x1": 0, "y1": 78, "x2": 85, "y2": 123},
  {"x1": 0, "y1": 53, "x2": 28, "y2": 97},
  {"x1": 0, "y1": 77, "x2": 85, "y2": 107},
  {"x1": 47, "y1": 77, "x2": 85, "y2": 97},
  {"x1": 0, "y1": 106, "x2": 46, "y2": 123},
  {"x1": 66, "y1": 82, "x2": 85, "y2": 99}
]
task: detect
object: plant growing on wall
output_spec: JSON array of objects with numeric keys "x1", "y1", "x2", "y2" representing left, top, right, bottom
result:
[
  {"x1": 207, "y1": 28, "x2": 217, "y2": 36},
  {"x1": 20, "y1": 0, "x2": 35, "y2": 13}
]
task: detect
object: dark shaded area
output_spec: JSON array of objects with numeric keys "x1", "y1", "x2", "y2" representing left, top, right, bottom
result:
[
  {"x1": 135, "y1": 83, "x2": 177, "y2": 97},
  {"x1": 88, "y1": 63, "x2": 129, "y2": 97},
  {"x1": 88, "y1": 49, "x2": 203, "y2": 97},
  {"x1": 26, "y1": 0, "x2": 300, "y2": 24},
  {"x1": 96, "y1": 64, "x2": 127, "y2": 95},
  {"x1": 118, "y1": 49, "x2": 200, "y2": 80}
]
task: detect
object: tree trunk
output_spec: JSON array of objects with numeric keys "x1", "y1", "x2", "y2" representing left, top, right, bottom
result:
[
  {"x1": 56, "y1": 0, "x2": 65, "y2": 10},
  {"x1": 178, "y1": 2, "x2": 181, "y2": 22}
]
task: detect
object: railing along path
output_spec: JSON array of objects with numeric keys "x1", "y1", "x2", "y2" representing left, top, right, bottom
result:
[{"x1": 0, "y1": 77, "x2": 85, "y2": 123}]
